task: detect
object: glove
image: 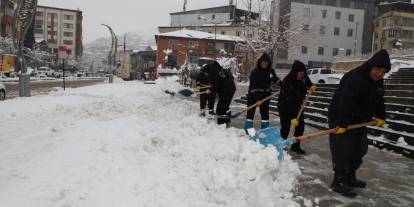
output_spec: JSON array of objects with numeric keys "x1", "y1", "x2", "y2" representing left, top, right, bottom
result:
[
  {"x1": 309, "y1": 85, "x2": 317, "y2": 93},
  {"x1": 375, "y1": 118, "x2": 385, "y2": 127},
  {"x1": 205, "y1": 89, "x2": 211, "y2": 94},
  {"x1": 335, "y1": 127, "x2": 347, "y2": 135},
  {"x1": 291, "y1": 119, "x2": 299, "y2": 127}
]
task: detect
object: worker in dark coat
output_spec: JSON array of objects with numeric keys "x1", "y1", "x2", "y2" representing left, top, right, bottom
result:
[
  {"x1": 278, "y1": 60, "x2": 315, "y2": 154},
  {"x1": 328, "y1": 49, "x2": 390, "y2": 198},
  {"x1": 244, "y1": 53, "x2": 280, "y2": 132},
  {"x1": 198, "y1": 70, "x2": 216, "y2": 116},
  {"x1": 200, "y1": 61, "x2": 236, "y2": 126}
]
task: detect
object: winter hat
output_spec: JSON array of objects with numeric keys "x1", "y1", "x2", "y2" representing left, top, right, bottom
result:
[
  {"x1": 257, "y1": 52, "x2": 272, "y2": 69},
  {"x1": 366, "y1": 49, "x2": 391, "y2": 73},
  {"x1": 291, "y1": 60, "x2": 307, "y2": 73}
]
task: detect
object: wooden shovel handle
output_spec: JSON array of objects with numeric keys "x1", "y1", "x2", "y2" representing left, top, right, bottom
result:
[
  {"x1": 288, "y1": 90, "x2": 313, "y2": 138},
  {"x1": 197, "y1": 85, "x2": 212, "y2": 90},
  {"x1": 295, "y1": 120, "x2": 377, "y2": 142},
  {"x1": 240, "y1": 91, "x2": 281, "y2": 114}
]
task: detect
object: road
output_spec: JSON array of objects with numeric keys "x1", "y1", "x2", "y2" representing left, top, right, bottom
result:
[
  {"x1": 229, "y1": 83, "x2": 414, "y2": 207},
  {"x1": 3, "y1": 78, "x2": 106, "y2": 99}
]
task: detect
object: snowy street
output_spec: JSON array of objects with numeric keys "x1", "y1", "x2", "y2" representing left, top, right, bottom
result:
[{"x1": 0, "y1": 79, "x2": 301, "y2": 207}]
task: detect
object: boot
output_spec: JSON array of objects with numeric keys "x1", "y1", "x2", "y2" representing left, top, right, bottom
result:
[
  {"x1": 244, "y1": 119, "x2": 254, "y2": 134},
  {"x1": 348, "y1": 170, "x2": 367, "y2": 188},
  {"x1": 209, "y1": 109, "x2": 216, "y2": 116},
  {"x1": 290, "y1": 142, "x2": 306, "y2": 155},
  {"x1": 331, "y1": 172, "x2": 358, "y2": 198},
  {"x1": 261, "y1": 120, "x2": 270, "y2": 129},
  {"x1": 199, "y1": 109, "x2": 206, "y2": 117}
]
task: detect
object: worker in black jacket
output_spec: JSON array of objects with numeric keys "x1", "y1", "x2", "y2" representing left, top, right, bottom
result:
[
  {"x1": 278, "y1": 60, "x2": 315, "y2": 154},
  {"x1": 200, "y1": 61, "x2": 236, "y2": 126},
  {"x1": 244, "y1": 53, "x2": 280, "y2": 132},
  {"x1": 328, "y1": 49, "x2": 390, "y2": 198},
  {"x1": 198, "y1": 70, "x2": 216, "y2": 116}
]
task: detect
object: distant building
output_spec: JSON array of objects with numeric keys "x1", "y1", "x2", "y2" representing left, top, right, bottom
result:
[
  {"x1": 159, "y1": 5, "x2": 259, "y2": 38},
  {"x1": 0, "y1": 0, "x2": 14, "y2": 37},
  {"x1": 155, "y1": 29, "x2": 243, "y2": 69},
  {"x1": 34, "y1": 5, "x2": 83, "y2": 58},
  {"x1": 130, "y1": 46, "x2": 157, "y2": 80},
  {"x1": 273, "y1": 0, "x2": 383, "y2": 68},
  {"x1": 374, "y1": 1, "x2": 414, "y2": 51}
]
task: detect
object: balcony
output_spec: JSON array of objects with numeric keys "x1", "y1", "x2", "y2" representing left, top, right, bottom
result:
[{"x1": 1, "y1": 15, "x2": 12, "y2": 25}]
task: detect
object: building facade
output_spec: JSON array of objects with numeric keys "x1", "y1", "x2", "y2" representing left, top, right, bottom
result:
[
  {"x1": 374, "y1": 2, "x2": 414, "y2": 51},
  {"x1": 130, "y1": 46, "x2": 157, "y2": 80},
  {"x1": 159, "y1": 5, "x2": 259, "y2": 38},
  {"x1": 0, "y1": 0, "x2": 14, "y2": 37},
  {"x1": 287, "y1": 2, "x2": 365, "y2": 67},
  {"x1": 34, "y1": 6, "x2": 83, "y2": 58},
  {"x1": 155, "y1": 29, "x2": 242, "y2": 69}
]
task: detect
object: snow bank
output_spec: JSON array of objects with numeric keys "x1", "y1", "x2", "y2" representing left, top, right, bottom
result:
[{"x1": 0, "y1": 78, "x2": 300, "y2": 207}]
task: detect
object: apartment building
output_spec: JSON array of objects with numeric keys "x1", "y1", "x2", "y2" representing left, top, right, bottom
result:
[
  {"x1": 374, "y1": 1, "x2": 414, "y2": 51},
  {"x1": 0, "y1": 0, "x2": 15, "y2": 37},
  {"x1": 34, "y1": 6, "x2": 83, "y2": 58}
]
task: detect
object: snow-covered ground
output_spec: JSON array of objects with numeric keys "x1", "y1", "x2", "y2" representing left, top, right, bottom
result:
[{"x1": 0, "y1": 78, "x2": 301, "y2": 207}]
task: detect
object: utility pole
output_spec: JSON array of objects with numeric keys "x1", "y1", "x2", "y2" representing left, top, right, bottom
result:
[{"x1": 354, "y1": 22, "x2": 359, "y2": 56}]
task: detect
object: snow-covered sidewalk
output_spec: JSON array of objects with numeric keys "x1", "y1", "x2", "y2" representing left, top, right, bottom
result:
[{"x1": 0, "y1": 78, "x2": 300, "y2": 207}]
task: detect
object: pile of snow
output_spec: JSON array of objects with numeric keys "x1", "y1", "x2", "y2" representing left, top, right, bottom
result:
[{"x1": 0, "y1": 78, "x2": 301, "y2": 207}]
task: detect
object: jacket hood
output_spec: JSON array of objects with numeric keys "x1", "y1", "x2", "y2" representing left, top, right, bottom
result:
[
  {"x1": 256, "y1": 53, "x2": 272, "y2": 69},
  {"x1": 203, "y1": 61, "x2": 223, "y2": 75},
  {"x1": 285, "y1": 60, "x2": 307, "y2": 81},
  {"x1": 362, "y1": 49, "x2": 391, "y2": 73}
]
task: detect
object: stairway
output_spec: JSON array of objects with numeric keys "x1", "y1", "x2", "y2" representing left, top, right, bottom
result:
[{"x1": 234, "y1": 83, "x2": 414, "y2": 159}]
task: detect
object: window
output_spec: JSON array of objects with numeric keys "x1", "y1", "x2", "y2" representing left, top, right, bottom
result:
[
  {"x1": 382, "y1": 19, "x2": 386, "y2": 27},
  {"x1": 335, "y1": 11, "x2": 341, "y2": 20},
  {"x1": 333, "y1": 48, "x2": 339, "y2": 56},
  {"x1": 312, "y1": 70, "x2": 318, "y2": 75},
  {"x1": 189, "y1": 41, "x2": 199, "y2": 49},
  {"x1": 303, "y1": 24, "x2": 309, "y2": 33},
  {"x1": 63, "y1": 32, "x2": 73, "y2": 37},
  {"x1": 334, "y1": 27, "x2": 340, "y2": 36},
  {"x1": 35, "y1": 29, "x2": 43, "y2": 34},
  {"x1": 47, "y1": 31, "x2": 57, "y2": 35},
  {"x1": 304, "y1": 8, "x2": 311, "y2": 17},
  {"x1": 236, "y1": 31, "x2": 241, "y2": 36},
  {"x1": 320, "y1": 26, "x2": 326, "y2": 35},
  {"x1": 321, "y1": 69, "x2": 332, "y2": 74},
  {"x1": 307, "y1": 70, "x2": 312, "y2": 75},
  {"x1": 347, "y1": 29, "x2": 353, "y2": 37},
  {"x1": 63, "y1": 40, "x2": 73, "y2": 45},
  {"x1": 346, "y1": 49, "x2": 352, "y2": 56},
  {"x1": 205, "y1": 42, "x2": 215, "y2": 55},
  {"x1": 47, "y1": 39, "x2": 57, "y2": 44},
  {"x1": 63, "y1": 23, "x2": 73, "y2": 29},
  {"x1": 221, "y1": 31, "x2": 226, "y2": 35},
  {"x1": 168, "y1": 39, "x2": 179, "y2": 50},
  {"x1": 212, "y1": 14, "x2": 215, "y2": 20},
  {"x1": 318, "y1": 47, "x2": 324, "y2": 55},
  {"x1": 36, "y1": 11, "x2": 43, "y2": 17},
  {"x1": 301, "y1": 46, "x2": 308, "y2": 54},
  {"x1": 64, "y1": 15, "x2": 73, "y2": 20},
  {"x1": 349, "y1": 14, "x2": 354, "y2": 22},
  {"x1": 322, "y1": 10, "x2": 327, "y2": 18}
]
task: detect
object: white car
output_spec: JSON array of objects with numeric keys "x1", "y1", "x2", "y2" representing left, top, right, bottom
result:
[
  {"x1": 0, "y1": 81, "x2": 6, "y2": 100},
  {"x1": 308, "y1": 68, "x2": 343, "y2": 84}
]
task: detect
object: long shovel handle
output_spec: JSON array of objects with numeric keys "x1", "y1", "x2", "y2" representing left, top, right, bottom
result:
[
  {"x1": 288, "y1": 90, "x2": 313, "y2": 138},
  {"x1": 241, "y1": 91, "x2": 280, "y2": 114},
  {"x1": 197, "y1": 85, "x2": 212, "y2": 90},
  {"x1": 294, "y1": 120, "x2": 377, "y2": 142}
]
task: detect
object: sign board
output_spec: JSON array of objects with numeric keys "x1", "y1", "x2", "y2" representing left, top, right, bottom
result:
[
  {"x1": 0, "y1": 55, "x2": 16, "y2": 73},
  {"x1": 58, "y1": 45, "x2": 68, "y2": 59}
]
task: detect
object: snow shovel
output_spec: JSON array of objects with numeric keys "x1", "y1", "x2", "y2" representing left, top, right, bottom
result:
[
  {"x1": 250, "y1": 120, "x2": 377, "y2": 161},
  {"x1": 230, "y1": 91, "x2": 280, "y2": 119},
  {"x1": 287, "y1": 90, "x2": 313, "y2": 138},
  {"x1": 165, "y1": 89, "x2": 211, "y2": 97}
]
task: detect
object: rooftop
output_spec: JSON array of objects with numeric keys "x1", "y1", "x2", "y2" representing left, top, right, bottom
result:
[
  {"x1": 37, "y1": 5, "x2": 82, "y2": 13},
  {"x1": 155, "y1": 29, "x2": 243, "y2": 42},
  {"x1": 378, "y1": 1, "x2": 414, "y2": 14}
]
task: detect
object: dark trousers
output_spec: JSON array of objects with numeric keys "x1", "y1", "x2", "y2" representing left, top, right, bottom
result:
[
  {"x1": 280, "y1": 111, "x2": 305, "y2": 139},
  {"x1": 329, "y1": 120, "x2": 368, "y2": 174},
  {"x1": 200, "y1": 88, "x2": 215, "y2": 111},
  {"x1": 246, "y1": 93, "x2": 270, "y2": 121},
  {"x1": 216, "y1": 89, "x2": 235, "y2": 126}
]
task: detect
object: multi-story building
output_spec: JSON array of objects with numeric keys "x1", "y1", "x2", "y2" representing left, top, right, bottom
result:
[
  {"x1": 34, "y1": 6, "x2": 83, "y2": 58},
  {"x1": 374, "y1": 1, "x2": 414, "y2": 51},
  {"x1": 273, "y1": 0, "x2": 383, "y2": 68},
  {"x1": 0, "y1": 0, "x2": 15, "y2": 37},
  {"x1": 159, "y1": 5, "x2": 259, "y2": 38}
]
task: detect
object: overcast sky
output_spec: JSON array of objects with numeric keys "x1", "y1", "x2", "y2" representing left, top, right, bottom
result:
[{"x1": 38, "y1": 0, "x2": 240, "y2": 43}]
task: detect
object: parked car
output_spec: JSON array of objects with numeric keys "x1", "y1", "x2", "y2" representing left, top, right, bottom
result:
[
  {"x1": 0, "y1": 81, "x2": 6, "y2": 100},
  {"x1": 308, "y1": 68, "x2": 343, "y2": 84}
]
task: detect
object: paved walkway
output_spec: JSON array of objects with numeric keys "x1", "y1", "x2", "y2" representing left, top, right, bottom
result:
[{"x1": 229, "y1": 83, "x2": 414, "y2": 207}]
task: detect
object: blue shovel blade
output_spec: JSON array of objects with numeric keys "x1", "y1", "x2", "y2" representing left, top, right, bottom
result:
[{"x1": 250, "y1": 127, "x2": 295, "y2": 161}]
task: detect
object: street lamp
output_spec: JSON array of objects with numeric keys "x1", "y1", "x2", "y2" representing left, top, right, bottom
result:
[
  {"x1": 198, "y1": 15, "x2": 218, "y2": 59},
  {"x1": 354, "y1": 22, "x2": 359, "y2": 56}
]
